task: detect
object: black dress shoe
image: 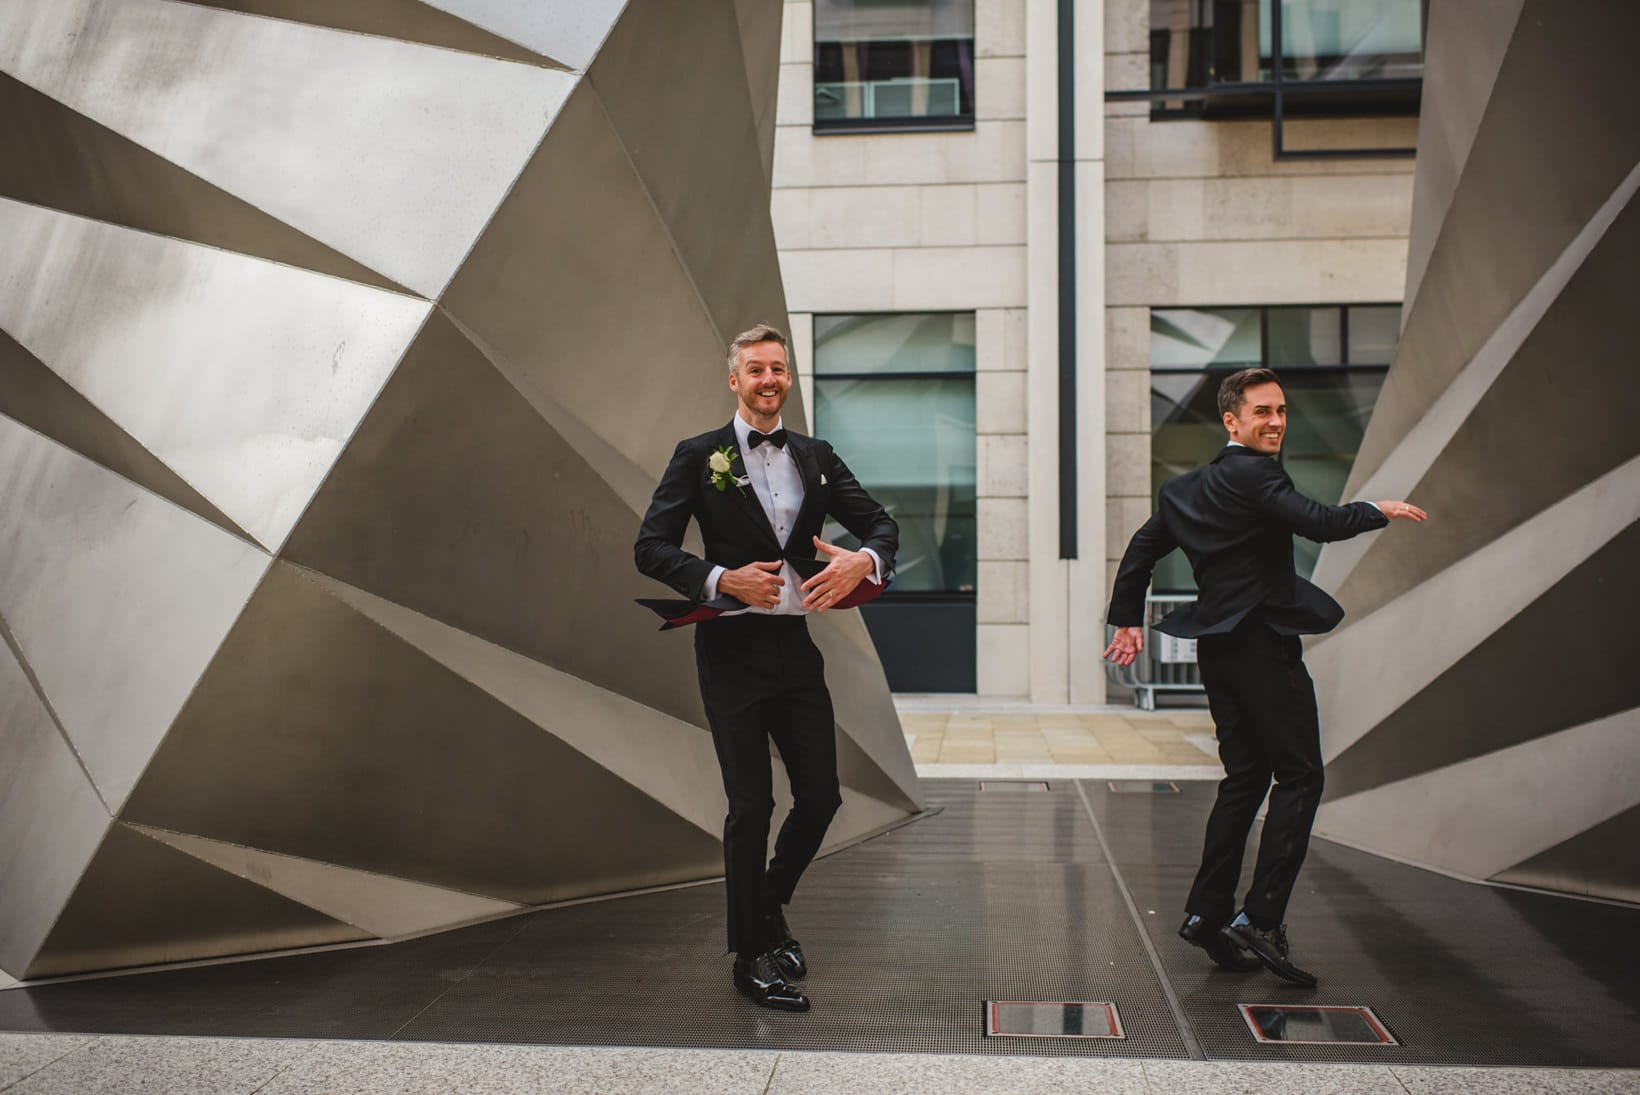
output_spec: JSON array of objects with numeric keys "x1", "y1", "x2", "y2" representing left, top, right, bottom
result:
[
  {"x1": 765, "y1": 909, "x2": 807, "y2": 979},
  {"x1": 732, "y1": 952, "x2": 810, "y2": 1012},
  {"x1": 1223, "y1": 915, "x2": 1318, "y2": 987},
  {"x1": 1179, "y1": 914, "x2": 1261, "y2": 971}
]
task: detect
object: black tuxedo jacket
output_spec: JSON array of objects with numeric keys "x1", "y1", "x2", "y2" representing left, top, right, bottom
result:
[
  {"x1": 634, "y1": 421, "x2": 899, "y2": 608},
  {"x1": 1107, "y1": 445, "x2": 1387, "y2": 638}
]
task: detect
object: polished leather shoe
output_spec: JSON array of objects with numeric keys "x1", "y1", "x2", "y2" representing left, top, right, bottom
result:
[
  {"x1": 1224, "y1": 913, "x2": 1318, "y2": 987},
  {"x1": 765, "y1": 909, "x2": 807, "y2": 979},
  {"x1": 732, "y1": 951, "x2": 810, "y2": 1012},
  {"x1": 1178, "y1": 914, "x2": 1261, "y2": 972}
]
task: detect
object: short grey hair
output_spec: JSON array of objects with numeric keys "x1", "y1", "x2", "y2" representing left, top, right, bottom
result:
[{"x1": 727, "y1": 323, "x2": 790, "y2": 374}]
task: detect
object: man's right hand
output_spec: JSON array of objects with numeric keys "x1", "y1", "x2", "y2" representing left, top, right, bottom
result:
[
  {"x1": 718, "y1": 560, "x2": 784, "y2": 609},
  {"x1": 1103, "y1": 626, "x2": 1145, "y2": 667},
  {"x1": 1373, "y1": 500, "x2": 1428, "y2": 522}
]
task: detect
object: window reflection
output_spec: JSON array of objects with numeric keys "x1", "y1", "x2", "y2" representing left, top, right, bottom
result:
[
  {"x1": 1146, "y1": 0, "x2": 1422, "y2": 118},
  {"x1": 814, "y1": 314, "x2": 977, "y2": 595},
  {"x1": 814, "y1": 0, "x2": 976, "y2": 129}
]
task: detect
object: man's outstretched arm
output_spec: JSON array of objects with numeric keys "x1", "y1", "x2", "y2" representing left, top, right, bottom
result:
[
  {"x1": 1246, "y1": 460, "x2": 1424, "y2": 542},
  {"x1": 1103, "y1": 513, "x2": 1178, "y2": 667}
]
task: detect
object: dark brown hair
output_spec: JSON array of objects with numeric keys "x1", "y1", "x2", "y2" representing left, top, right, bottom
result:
[
  {"x1": 1217, "y1": 367, "x2": 1283, "y2": 418},
  {"x1": 726, "y1": 323, "x2": 789, "y2": 374}
]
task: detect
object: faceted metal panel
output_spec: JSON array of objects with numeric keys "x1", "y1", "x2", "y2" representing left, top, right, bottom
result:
[
  {"x1": 0, "y1": 0, "x2": 919, "y2": 979},
  {"x1": 27, "y1": 824, "x2": 370, "y2": 980},
  {"x1": 0, "y1": 639, "x2": 111, "y2": 976},
  {"x1": 1310, "y1": 0, "x2": 1640, "y2": 903},
  {"x1": 0, "y1": 0, "x2": 578, "y2": 296},
  {"x1": 0, "y1": 198, "x2": 429, "y2": 550},
  {"x1": 0, "y1": 416, "x2": 270, "y2": 810}
]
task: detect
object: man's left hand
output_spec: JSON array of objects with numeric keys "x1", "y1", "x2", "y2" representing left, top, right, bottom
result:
[{"x1": 801, "y1": 536, "x2": 874, "y2": 612}]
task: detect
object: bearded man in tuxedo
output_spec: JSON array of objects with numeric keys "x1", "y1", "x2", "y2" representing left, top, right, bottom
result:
[
  {"x1": 1105, "y1": 367, "x2": 1425, "y2": 986},
  {"x1": 634, "y1": 324, "x2": 898, "y2": 1012}
]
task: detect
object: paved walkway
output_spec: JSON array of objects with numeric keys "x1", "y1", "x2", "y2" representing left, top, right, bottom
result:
[
  {"x1": 1, "y1": 1034, "x2": 1635, "y2": 1093},
  {"x1": 897, "y1": 696, "x2": 1222, "y2": 777}
]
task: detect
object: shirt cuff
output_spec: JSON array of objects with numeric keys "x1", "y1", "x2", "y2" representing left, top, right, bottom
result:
[
  {"x1": 860, "y1": 547, "x2": 884, "y2": 585},
  {"x1": 703, "y1": 565, "x2": 724, "y2": 600},
  {"x1": 1362, "y1": 501, "x2": 1384, "y2": 513}
]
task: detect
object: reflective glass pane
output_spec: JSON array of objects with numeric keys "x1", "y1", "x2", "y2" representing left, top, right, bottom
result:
[
  {"x1": 1348, "y1": 305, "x2": 1401, "y2": 365},
  {"x1": 1148, "y1": 370, "x2": 1386, "y2": 590},
  {"x1": 815, "y1": 1, "x2": 975, "y2": 123},
  {"x1": 816, "y1": 375, "x2": 976, "y2": 594},
  {"x1": 1261, "y1": 0, "x2": 1424, "y2": 81},
  {"x1": 815, "y1": 313, "x2": 976, "y2": 375},
  {"x1": 1151, "y1": 308, "x2": 1261, "y2": 369},
  {"x1": 1267, "y1": 306, "x2": 1342, "y2": 367}
]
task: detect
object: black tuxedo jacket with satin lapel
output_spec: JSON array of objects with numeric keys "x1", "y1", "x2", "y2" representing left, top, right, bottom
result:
[
  {"x1": 1107, "y1": 445, "x2": 1388, "y2": 638},
  {"x1": 634, "y1": 420, "x2": 899, "y2": 604}
]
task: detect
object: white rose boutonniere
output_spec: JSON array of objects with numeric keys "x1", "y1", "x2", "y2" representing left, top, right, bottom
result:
[{"x1": 708, "y1": 445, "x2": 748, "y2": 495}]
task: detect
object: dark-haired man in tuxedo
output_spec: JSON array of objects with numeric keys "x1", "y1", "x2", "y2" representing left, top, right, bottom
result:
[
  {"x1": 1104, "y1": 367, "x2": 1425, "y2": 986},
  {"x1": 634, "y1": 323, "x2": 898, "y2": 1013}
]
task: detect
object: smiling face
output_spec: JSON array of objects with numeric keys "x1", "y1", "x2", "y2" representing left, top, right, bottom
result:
[
  {"x1": 728, "y1": 340, "x2": 792, "y2": 429},
  {"x1": 1223, "y1": 381, "x2": 1287, "y2": 454}
]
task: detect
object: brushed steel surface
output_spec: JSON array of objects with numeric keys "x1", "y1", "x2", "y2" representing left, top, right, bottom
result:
[
  {"x1": 128, "y1": 824, "x2": 523, "y2": 939},
  {"x1": 0, "y1": 0, "x2": 576, "y2": 296},
  {"x1": 419, "y1": 0, "x2": 628, "y2": 71},
  {"x1": 0, "y1": 637, "x2": 111, "y2": 976},
  {"x1": 0, "y1": 414, "x2": 270, "y2": 811},
  {"x1": 0, "y1": 198, "x2": 429, "y2": 550},
  {"x1": 28, "y1": 824, "x2": 368, "y2": 979},
  {"x1": 120, "y1": 564, "x2": 727, "y2": 905}
]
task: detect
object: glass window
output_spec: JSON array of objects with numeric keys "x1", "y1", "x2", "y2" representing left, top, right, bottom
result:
[
  {"x1": 1259, "y1": 0, "x2": 1424, "y2": 82},
  {"x1": 1147, "y1": 302, "x2": 1397, "y2": 591},
  {"x1": 1144, "y1": 0, "x2": 1422, "y2": 120},
  {"x1": 1150, "y1": 308, "x2": 1262, "y2": 368},
  {"x1": 1347, "y1": 305, "x2": 1401, "y2": 365},
  {"x1": 814, "y1": 0, "x2": 975, "y2": 130},
  {"x1": 1266, "y1": 306, "x2": 1341, "y2": 367},
  {"x1": 814, "y1": 313, "x2": 976, "y2": 594}
]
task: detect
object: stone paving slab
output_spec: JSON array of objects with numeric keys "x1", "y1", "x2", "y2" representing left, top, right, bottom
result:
[
  {"x1": 0, "y1": 1035, "x2": 1633, "y2": 1094},
  {"x1": 896, "y1": 699, "x2": 1218, "y2": 768}
]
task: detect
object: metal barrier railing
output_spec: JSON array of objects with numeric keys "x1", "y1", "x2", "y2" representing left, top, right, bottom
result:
[{"x1": 1104, "y1": 594, "x2": 1206, "y2": 710}]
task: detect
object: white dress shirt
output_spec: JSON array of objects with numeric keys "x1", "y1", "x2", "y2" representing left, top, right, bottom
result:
[{"x1": 704, "y1": 414, "x2": 882, "y2": 615}]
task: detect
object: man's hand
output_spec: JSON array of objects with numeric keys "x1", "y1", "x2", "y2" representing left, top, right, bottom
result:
[
  {"x1": 718, "y1": 560, "x2": 784, "y2": 609},
  {"x1": 1102, "y1": 626, "x2": 1145, "y2": 667},
  {"x1": 801, "y1": 536, "x2": 873, "y2": 612},
  {"x1": 1373, "y1": 500, "x2": 1428, "y2": 522}
]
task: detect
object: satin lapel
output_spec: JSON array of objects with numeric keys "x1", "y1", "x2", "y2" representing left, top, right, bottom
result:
[
  {"x1": 787, "y1": 433, "x2": 826, "y2": 550},
  {"x1": 718, "y1": 422, "x2": 781, "y2": 549}
]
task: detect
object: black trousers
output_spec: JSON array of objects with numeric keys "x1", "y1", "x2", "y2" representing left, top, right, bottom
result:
[
  {"x1": 1186, "y1": 612, "x2": 1325, "y2": 930},
  {"x1": 695, "y1": 614, "x2": 842, "y2": 958}
]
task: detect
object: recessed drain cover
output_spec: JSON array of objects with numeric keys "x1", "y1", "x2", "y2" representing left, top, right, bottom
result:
[
  {"x1": 979, "y1": 780, "x2": 1049, "y2": 792},
  {"x1": 1107, "y1": 780, "x2": 1180, "y2": 793},
  {"x1": 1239, "y1": 1004, "x2": 1398, "y2": 1045},
  {"x1": 985, "y1": 1001, "x2": 1125, "y2": 1039}
]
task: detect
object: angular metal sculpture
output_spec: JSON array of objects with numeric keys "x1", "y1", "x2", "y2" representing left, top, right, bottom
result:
[
  {"x1": 0, "y1": 0, "x2": 920, "y2": 979},
  {"x1": 1309, "y1": 0, "x2": 1640, "y2": 904}
]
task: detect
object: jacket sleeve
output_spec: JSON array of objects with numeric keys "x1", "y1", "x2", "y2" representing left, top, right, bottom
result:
[
  {"x1": 821, "y1": 443, "x2": 899, "y2": 577},
  {"x1": 1245, "y1": 458, "x2": 1390, "y2": 543},
  {"x1": 634, "y1": 440, "x2": 716, "y2": 601},
  {"x1": 1106, "y1": 512, "x2": 1177, "y2": 627}
]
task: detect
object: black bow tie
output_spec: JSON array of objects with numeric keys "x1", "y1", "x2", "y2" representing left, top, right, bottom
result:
[{"x1": 747, "y1": 428, "x2": 788, "y2": 450}]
